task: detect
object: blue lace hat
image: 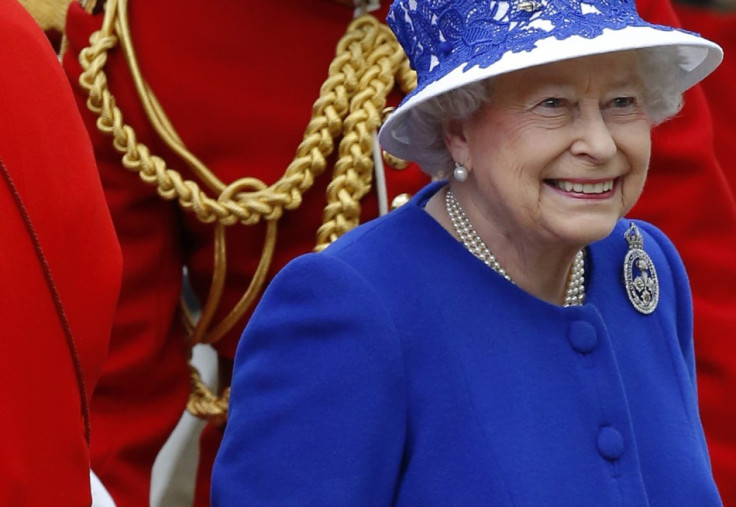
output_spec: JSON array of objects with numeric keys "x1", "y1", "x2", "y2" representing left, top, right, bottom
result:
[{"x1": 378, "y1": 0, "x2": 722, "y2": 161}]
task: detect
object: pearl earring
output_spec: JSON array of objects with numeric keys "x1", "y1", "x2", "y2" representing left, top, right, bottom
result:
[{"x1": 453, "y1": 162, "x2": 468, "y2": 182}]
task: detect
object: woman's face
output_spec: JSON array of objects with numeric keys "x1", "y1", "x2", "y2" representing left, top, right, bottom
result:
[{"x1": 446, "y1": 51, "x2": 652, "y2": 251}]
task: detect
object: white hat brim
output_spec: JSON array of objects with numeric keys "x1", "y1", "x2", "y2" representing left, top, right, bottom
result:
[{"x1": 379, "y1": 25, "x2": 723, "y2": 162}]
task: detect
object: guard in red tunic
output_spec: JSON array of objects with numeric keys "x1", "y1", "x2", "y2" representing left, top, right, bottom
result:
[
  {"x1": 667, "y1": 2, "x2": 736, "y2": 502},
  {"x1": 60, "y1": 0, "x2": 736, "y2": 505},
  {"x1": 0, "y1": 0, "x2": 121, "y2": 504},
  {"x1": 63, "y1": 1, "x2": 427, "y2": 505}
]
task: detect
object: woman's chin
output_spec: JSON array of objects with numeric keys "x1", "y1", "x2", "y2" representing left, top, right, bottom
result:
[
  {"x1": 547, "y1": 215, "x2": 620, "y2": 248},
  {"x1": 541, "y1": 191, "x2": 625, "y2": 246}
]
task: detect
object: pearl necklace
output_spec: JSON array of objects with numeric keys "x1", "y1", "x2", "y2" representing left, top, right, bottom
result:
[{"x1": 445, "y1": 188, "x2": 586, "y2": 307}]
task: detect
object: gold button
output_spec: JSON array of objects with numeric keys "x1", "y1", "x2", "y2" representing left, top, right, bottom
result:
[
  {"x1": 382, "y1": 150, "x2": 410, "y2": 170},
  {"x1": 391, "y1": 193, "x2": 412, "y2": 210}
]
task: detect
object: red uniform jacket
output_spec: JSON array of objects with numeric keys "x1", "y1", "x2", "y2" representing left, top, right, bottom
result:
[
  {"x1": 665, "y1": 4, "x2": 736, "y2": 502},
  {"x1": 672, "y1": 4, "x2": 736, "y2": 197},
  {"x1": 63, "y1": 0, "x2": 736, "y2": 505},
  {"x1": 63, "y1": 2, "x2": 428, "y2": 505},
  {"x1": 1, "y1": 0, "x2": 121, "y2": 504}
]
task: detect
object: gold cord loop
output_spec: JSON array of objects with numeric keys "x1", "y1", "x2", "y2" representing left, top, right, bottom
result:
[
  {"x1": 186, "y1": 365, "x2": 230, "y2": 428},
  {"x1": 77, "y1": 0, "x2": 416, "y2": 425}
]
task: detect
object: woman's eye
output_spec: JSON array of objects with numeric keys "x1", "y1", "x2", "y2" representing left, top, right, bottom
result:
[
  {"x1": 540, "y1": 97, "x2": 565, "y2": 108},
  {"x1": 611, "y1": 96, "x2": 636, "y2": 108}
]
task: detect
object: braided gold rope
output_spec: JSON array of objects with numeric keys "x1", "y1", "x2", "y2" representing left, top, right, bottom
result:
[
  {"x1": 79, "y1": 0, "x2": 375, "y2": 227},
  {"x1": 76, "y1": 0, "x2": 416, "y2": 424},
  {"x1": 315, "y1": 22, "x2": 417, "y2": 250}
]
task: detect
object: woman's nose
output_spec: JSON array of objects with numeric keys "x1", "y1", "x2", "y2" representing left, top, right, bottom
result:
[{"x1": 569, "y1": 107, "x2": 617, "y2": 162}]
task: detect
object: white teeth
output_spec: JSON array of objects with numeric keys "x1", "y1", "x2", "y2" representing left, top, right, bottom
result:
[{"x1": 554, "y1": 179, "x2": 614, "y2": 194}]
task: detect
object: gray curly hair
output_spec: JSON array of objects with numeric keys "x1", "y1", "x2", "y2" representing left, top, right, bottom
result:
[{"x1": 404, "y1": 47, "x2": 684, "y2": 177}]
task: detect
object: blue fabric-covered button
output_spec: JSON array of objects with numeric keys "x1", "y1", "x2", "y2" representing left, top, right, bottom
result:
[
  {"x1": 597, "y1": 426, "x2": 625, "y2": 460},
  {"x1": 568, "y1": 321, "x2": 598, "y2": 354}
]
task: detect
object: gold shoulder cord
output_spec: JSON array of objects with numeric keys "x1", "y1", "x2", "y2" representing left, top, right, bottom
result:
[{"x1": 77, "y1": 0, "x2": 416, "y2": 425}]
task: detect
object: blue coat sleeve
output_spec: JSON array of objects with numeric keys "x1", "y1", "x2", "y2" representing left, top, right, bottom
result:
[{"x1": 211, "y1": 253, "x2": 407, "y2": 506}]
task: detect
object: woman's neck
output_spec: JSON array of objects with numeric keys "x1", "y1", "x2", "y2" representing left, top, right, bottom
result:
[{"x1": 425, "y1": 185, "x2": 582, "y2": 306}]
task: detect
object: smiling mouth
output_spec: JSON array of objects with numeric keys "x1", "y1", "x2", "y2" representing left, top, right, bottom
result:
[{"x1": 547, "y1": 178, "x2": 616, "y2": 195}]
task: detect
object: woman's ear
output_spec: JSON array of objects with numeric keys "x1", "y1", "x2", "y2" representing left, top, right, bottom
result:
[{"x1": 444, "y1": 118, "x2": 471, "y2": 167}]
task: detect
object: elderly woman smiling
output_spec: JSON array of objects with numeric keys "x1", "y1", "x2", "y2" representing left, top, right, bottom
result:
[
  {"x1": 419, "y1": 49, "x2": 667, "y2": 306},
  {"x1": 212, "y1": 0, "x2": 724, "y2": 505}
]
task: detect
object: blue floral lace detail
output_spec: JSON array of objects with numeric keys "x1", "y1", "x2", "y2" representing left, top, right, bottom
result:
[{"x1": 388, "y1": 0, "x2": 674, "y2": 91}]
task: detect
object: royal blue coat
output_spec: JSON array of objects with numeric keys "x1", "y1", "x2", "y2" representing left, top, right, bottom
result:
[{"x1": 212, "y1": 183, "x2": 721, "y2": 506}]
